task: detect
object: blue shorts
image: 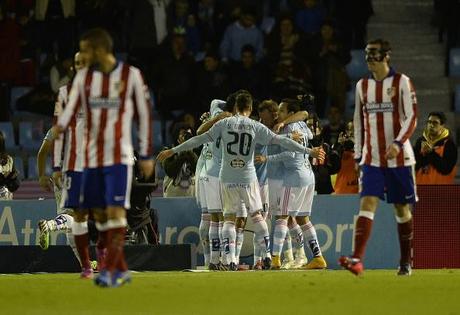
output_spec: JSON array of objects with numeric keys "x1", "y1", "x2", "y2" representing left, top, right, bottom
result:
[
  {"x1": 61, "y1": 171, "x2": 82, "y2": 209},
  {"x1": 360, "y1": 165, "x2": 416, "y2": 204},
  {"x1": 80, "y1": 164, "x2": 132, "y2": 209}
]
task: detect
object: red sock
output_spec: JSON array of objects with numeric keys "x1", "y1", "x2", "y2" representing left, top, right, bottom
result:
[
  {"x1": 97, "y1": 231, "x2": 107, "y2": 250},
  {"x1": 353, "y1": 216, "x2": 374, "y2": 260},
  {"x1": 105, "y1": 227, "x2": 126, "y2": 272},
  {"x1": 74, "y1": 234, "x2": 91, "y2": 269},
  {"x1": 116, "y1": 250, "x2": 128, "y2": 272},
  {"x1": 397, "y1": 218, "x2": 413, "y2": 265}
]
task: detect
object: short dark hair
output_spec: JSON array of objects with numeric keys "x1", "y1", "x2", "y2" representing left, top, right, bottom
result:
[
  {"x1": 281, "y1": 98, "x2": 301, "y2": 113},
  {"x1": 80, "y1": 28, "x2": 113, "y2": 52},
  {"x1": 235, "y1": 93, "x2": 253, "y2": 112},
  {"x1": 367, "y1": 38, "x2": 391, "y2": 53},
  {"x1": 428, "y1": 111, "x2": 446, "y2": 124}
]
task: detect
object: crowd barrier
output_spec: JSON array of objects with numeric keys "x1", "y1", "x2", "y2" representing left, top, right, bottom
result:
[{"x1": 1, "y1": 187, "x2": 458, "y2": 270}]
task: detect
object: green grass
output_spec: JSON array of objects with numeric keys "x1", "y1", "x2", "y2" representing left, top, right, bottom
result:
[{"x1": 1, "y1": 270, "x2": 459, "y2": 315}]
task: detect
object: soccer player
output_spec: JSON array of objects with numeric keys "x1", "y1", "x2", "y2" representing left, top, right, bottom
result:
[
  {"x1": 157, "y1": 93, "x2": 324, "y2": 270},
  {"x1": 257, "y1": 100, "x2": 327, "y2": 270},
  {"x1": 339, "y1": 38, "x2": 417, "y2": 276},
  {"x1": 196, "y1": 98, "x2": 232, "y2": 270},
  {"x1": 50, "y1": 28, "x2": 154, "y2": 287},
  {"x1": 37, "y1": 52, "x2": 98, "y2": 276}
]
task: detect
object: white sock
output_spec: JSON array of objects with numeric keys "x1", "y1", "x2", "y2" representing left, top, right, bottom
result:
[
  {"x1": 301, "y1": 221, "x2": 322, "y2": 257},
  {"x1": 209, "y1": 221, "x2": 220, "y2": 264},
  {"x1": 253, "y1": 234, "x2": 262, "y2": 264},
  {"x1": 66, "y1": 231, "x2": 81, "y2": 265},
  {"x1": 235, "y1": 227, "x2": 244, "y2": 265},
  {"x1": 283, "y1": 235, "x2": 294, "y2": 261},
  {"x1": 272, "y1": 218, "x2": 288, "y2": 256},
  {"x1": 251, "y1": 213, "x2": 271, "y2": 259},
  {"x1": 221, "y1": 221, "x2": 236, "y2": 264},
  {"x1": 199, "y1": 213, "x2": 211, "y2": 266},
  {"x1": 218, "y1": 220, "x2": 226, "y2": 264}
]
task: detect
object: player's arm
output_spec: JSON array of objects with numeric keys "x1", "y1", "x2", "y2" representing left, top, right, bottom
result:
[
  {"x1": 51, "y1": 89, "x2": 65, "y2": 188},
  {"x1": 52, "y1": 70, "x2": 85, "y2": 139},
  {"x1": 196, "y1": 111, "x2": 231, "y2": 135},
  {"x1": 273, "y1": 110, "x2": 308, "y2": 133},
  {"x1": 353, "y1": 80, "x2": 364, "y2": 163},
  {"x1": 255, "y1": 151, "x2": 293, "y2": 164},
  {"x1": 37, "y1": 130, "x2": 53, "y2": 192},
  {"x1": 271, "y1": 134, "x2": 324, "y2": 159},
  {"x1": 394, "y1": 76, "x2": 417, "y2": 145},
  {"x1": 132, "y1": 68, "x2": 154, "y2": 178}
]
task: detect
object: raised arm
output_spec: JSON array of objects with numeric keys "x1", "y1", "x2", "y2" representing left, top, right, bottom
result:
[{"x1": 273, "y1": 111, "x2": 309, "y2": 133}]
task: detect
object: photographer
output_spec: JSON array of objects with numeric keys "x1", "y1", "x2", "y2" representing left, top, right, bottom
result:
[
  {"x1": 307, "y1": 114, "x2": 341, "y2": 194},
  {"x1": 0, "y1": 132, "x2": 20, "y2": 200},
  {"x1": 126, "y1": 151, "x2": 159, "y2": 245},
  {"x1": 333, "y1": 121, "x2": 359, "y2": 194},
  {"x1": 161, "y1": 123, "x2": 198, "y2": 197}
]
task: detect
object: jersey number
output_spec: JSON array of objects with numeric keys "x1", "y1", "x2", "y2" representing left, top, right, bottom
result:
[{"x1": 226, "y1": 132, "x2": 253, "y2": 156}]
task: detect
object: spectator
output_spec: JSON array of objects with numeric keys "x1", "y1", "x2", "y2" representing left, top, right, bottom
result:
[
  {"x1": 334, "y1": 120, "x2": 358, "y2": 194},
  {"x1": 414, "y1": 112, "x2": 458, "y2": 185},
  {"x1": 156, "y1": 28, "x2": 196, "y2": 118},
  {"x1": 127, "y1": 0, "x2": 169, "y2": 87},
  {"x1": 309, "y1": 20, "x2": 350, "y2": 116},
  {"x1": 230, "y1": 44, "x2": 267, "y2": 100},
  {"x1": 161, "y1": 123, "x2": 198, "y2": 197},
  {"x1": 195, "y1": 50, "x2": 231, "y2": 113},
  {"x1": 219, "y1": 6, "x2": 264, "y2": 62},
  {"x1": 321, "y1": 106, "x2": 346, "y2": 146},
  {"x1": 295, "y1": 0, "x2": 326, "y2": 38},
  {"x1": 307, "y1": 114, "x2": 341, "y2": 194},
  {"x1": 0, "y1": 132, "x2": 20, "y2": 200},
  {"x1": 169, "y1": 0, "x2": 201, "y2": 56},
  {"x1": 50, "y1": 56, "x2": 73, "y2": 93}
]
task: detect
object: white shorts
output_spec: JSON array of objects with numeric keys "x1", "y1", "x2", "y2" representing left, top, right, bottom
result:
[
  {"x1": 268, "y1": 179, "x2": 283, "y2": 213},
  {"x1": 236, "y1": 183, "x2": 268, "y2": 218},
  {"x1": 205, "y1": 175, "x2": 223, "y2": 213},
  {"x1": 196, "y1": 174, "x2": 209, "y2": 212},
  {"x1": 277, "y1": 184, "x2": 315, "y2": 217},
  {"x1": 221, "y1": 181, "x2": 262, "y2": 215}
]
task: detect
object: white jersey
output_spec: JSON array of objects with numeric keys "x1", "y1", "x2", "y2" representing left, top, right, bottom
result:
[
  {"x1": 354, "y1": 70, "x2": 417, "y2": 168},
  {"x1": 57, "y1": 62, "x2": 152, "y2": 168},
  {"x1": 53, "y1": 85, "x2": 86, "y2": 172}
]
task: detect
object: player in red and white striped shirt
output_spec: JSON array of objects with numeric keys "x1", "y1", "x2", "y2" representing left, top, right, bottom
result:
[
  {"x1": 339, "y1": 39, "x2": 417, "y2": 276},
  {"x1": 51, "y1": 28, "x2": 154, "y2": 287}
]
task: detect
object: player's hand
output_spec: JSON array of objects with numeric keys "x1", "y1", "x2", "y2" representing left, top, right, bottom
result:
[
  {"x1": 139, "y1": 159, "x2": 155, "y2": 179},
  {"x1": 254, "y1": 155, "x2": 267, "y2": 164},
  {"x1": 310, "y1": 147, "x2": 325, "y2": 161},
  {"x1": 385, "y1": 143, "x2": 401, "y2": 159},
  {"x1": 199, "y1": 112, "x2": 210, "y2": 122},
  {"x1": 272, "y1": 122, "x2": 285, "y2": 133},
  {"x1": 52, "y1": 171, "x2": 62, "y2": 189},
  {"x1": 39, "y1": 175, "x2": 52, "y2": 192},
  {"x1": 156, "y1": 149, "x2": 175, "y2": 163},
  {"x1": 291, "y1": 130, "x2": 304, "y2": 144}
]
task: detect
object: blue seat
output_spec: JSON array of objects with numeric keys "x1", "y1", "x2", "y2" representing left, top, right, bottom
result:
[
  {"x1": 13, "y1": 156, "x2": 25, "y2": 179},
  {"x1": 449, "y1": 48, "x2": 460, "y2": 77},
  {"x1": 346, "y1": 50, "x2": 368, "y2": 81},
  {"x1": 0, "y1": 122, "x2": 17, "y2": 150},
  {"x1": 27, "y1": 156, "x2": 51, "y2": 179},
  {"x1": 10, "y1": 86, "x2": 33, "y2": 111},
  {"x1": 454, "y1": 85, "x2": 460, "y2": 113},
  {"x1": 19, "y1": 121, "x2": 43, "y2": 151},
  {"x1": 152, "y1": 120, "x2": 164, "y2": 153}
]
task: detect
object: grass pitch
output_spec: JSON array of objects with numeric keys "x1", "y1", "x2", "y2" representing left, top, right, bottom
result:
[{"x1": 1, "y1": 269, "x2": 459, "y2": 315}]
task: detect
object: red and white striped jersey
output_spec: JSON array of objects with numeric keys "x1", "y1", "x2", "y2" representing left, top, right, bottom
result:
[
  {"x1": 354, "y1": 70, "x2": 417, "y2": 168},
  {"x1": 57, "y1": 62, "x2": 152, "y2": 168},
  {"x1": 53, "y1": 84, "x2": 86, "y2": 172}
]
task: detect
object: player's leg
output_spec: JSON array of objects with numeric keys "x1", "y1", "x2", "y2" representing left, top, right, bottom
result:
[
  {"x1": 95, "y1": 164, "x2": 132, "y2": 287},
  {"x1": 196, "y1": 176, "x2": 211, "y2": 267},
  {"x1": 220, "y1": 183, "x2": 240, "y2": 270},
  {"x1": 206, "y1": 176, "x2": 225, "y2": 270},
  {"x1": 386, "y1": 166, "x2": 416, "y2": 276},
  {"x1": 288, "y1": 216, "x2": 307, "y2": 269},
  {"x1": 235, "y1": 201, "x2": 247, "y2": 266},
  {"x1": 244, "y1": 181, "x2": 271, "y2": 269},
  {"x1": 339, "y1": 165, "x2": 383, "y2": 275},
  {"x1": 208, "y1": 212, "x2": 222, "y2": 269}
]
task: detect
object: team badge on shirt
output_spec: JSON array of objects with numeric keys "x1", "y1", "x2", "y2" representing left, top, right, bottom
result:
[
  {"x1": 114, "y1": 80, "x2": 126, "y2": 95},
  {"x1": 230, "y1": 159, "x2": 245, "y2": 168},
  {"x1": 387, "y1": 87, "x2": 396, "y2": 97}
]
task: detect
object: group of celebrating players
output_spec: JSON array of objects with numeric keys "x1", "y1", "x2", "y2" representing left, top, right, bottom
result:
[{"x1": 36, "y1": 25, "x2": 418, "y2": 288}]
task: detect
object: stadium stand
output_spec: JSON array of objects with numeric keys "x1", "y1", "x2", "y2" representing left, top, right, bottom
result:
[
  {"x1": 0, "y1": 122, "x2": 18, "y2": 151},
  {"x1": 345, "y1": 50, "x2": 368, "y2": 81},
  {"x1": 449, "y1": 48, "x2": 460, "y2": 77}
]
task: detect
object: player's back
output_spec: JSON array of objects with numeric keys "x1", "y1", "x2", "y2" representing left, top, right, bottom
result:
[{"x1": 215, "y1": 115, "x2": 273, "y2": 184}]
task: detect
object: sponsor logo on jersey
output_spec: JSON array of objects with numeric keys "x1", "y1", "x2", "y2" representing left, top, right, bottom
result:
[
  {"x1": 230, "y1": 159, "x2": 245, "y2": 168},
  {"x1": 365, "y1": 101, "x2": 394, "y2": 113},
  {"x1": 88, "y1": 97, "x2": 121, "y2": 108}
]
